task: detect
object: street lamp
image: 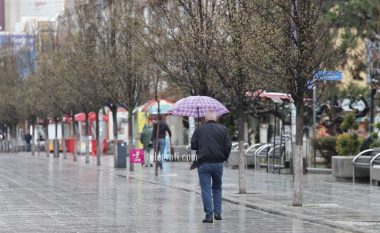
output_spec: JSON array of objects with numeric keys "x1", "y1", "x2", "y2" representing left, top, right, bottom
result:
[{"x1": 370, "y1": 68, "x2": 380, "y2": 132}]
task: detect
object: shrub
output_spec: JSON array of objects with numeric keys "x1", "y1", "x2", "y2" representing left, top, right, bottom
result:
[
  {"x1": 340, "y1": 112, "x2": 358, "y2": 133},
  {"x1": 311, "y1": 136, "x2": 337, "y2": 168},
  {"x1": 335, "y1": 133, "x2": 362, "y2": 155}
]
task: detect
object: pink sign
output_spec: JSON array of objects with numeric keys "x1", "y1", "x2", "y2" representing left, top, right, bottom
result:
[{"x1": 130, "y1": 149, "x2": 144, "y2": 164}]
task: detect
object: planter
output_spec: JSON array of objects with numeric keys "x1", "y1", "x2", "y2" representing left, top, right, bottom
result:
[{"x1": 332, "y1": 155, "x2": 370, "y2": 179}]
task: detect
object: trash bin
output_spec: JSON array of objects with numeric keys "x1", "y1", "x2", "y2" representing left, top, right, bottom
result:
[{"x1": 117, "y1": 142, "x2": 127, "y2": 168}]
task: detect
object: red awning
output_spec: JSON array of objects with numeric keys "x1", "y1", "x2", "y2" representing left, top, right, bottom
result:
[{"x1": 75, "y1": 112, "x2": 109, "y2": 122}]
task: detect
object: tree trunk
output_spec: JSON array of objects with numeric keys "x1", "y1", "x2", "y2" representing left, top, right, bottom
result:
[
  {"x1": 54, "y1": 120, "x2": 59, "y2": 158},
  {"x1": 31, "y1": 121, "x2": 35, "y2": 156},
  {"x1": 96, "y1": 111, "x2": 101, "y2": 166},
  {"x1": 37, "y1": 136, "x2": 40, "y2": 156},
  {"x1": 112, "y1": 107, "x2": 118, "y2": 168},
  {"x1": 6, "y1": 126, "x2": 10, "y2": 153},
  {"x1": 62, "y1": 122, "x2": 67, "y2": 160},
  {"x1": 188, "y1": 117, "x2": 195, "y2": 143},
  {"x1": 154, "y1": 100, "x2": 161, "y2": 176},
  {"x1": 72, "y1": 114, "x2": 78, "y2": 161},
  {"x1": 293, "y1": 103, "x2": 304, "y2": 206},
  {"x1": 44, "y1": 123, "x2": 49, "y2": 157},
  {"x1": 154, "y1": 120, "x2": 160, "y2": 176},
  {"x1": 85, "y1": 112, "x2": 90, "y2": 163},
  {"x1": 237, "y1": 111, "x2": 247, "y2": 194},
  {"x1": 128, "y1": 109, "x2": 134, "y2": 172},
  {"x1": 10, "y1": 125, "x2": 17, "y2": 153}
]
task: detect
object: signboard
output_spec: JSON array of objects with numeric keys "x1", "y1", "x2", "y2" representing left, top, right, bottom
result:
[
  {"x1": 0, "y1": 34, "x2": 35, "y2": 50},
  {"x1": 314, "y1": 71, "x2": 342, "y2": 81},
  {"x1": 308, "y1": 71, "x2": 342, "y2": 89},
  {"x1": 130, "y1": 149, "x2": 144, "y2": 164},
  {"x1": 0, "y1": 34, "x2": 36, "y2": 78},
  {"x1": 0, "y1": 0, "x2": 4, "y2": 31}
]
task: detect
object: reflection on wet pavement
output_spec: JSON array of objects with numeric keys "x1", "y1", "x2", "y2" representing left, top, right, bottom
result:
[{"x1": 0, "y1": 154, "x2": 357, "y2": 232}]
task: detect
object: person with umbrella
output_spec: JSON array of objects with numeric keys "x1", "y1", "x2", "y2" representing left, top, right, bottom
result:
[
  {"x1": 151, "y1": 115, "x2": 172, "y2": 169},
  {"x1": 191, "y1": 109, "x2": 232, "y2": 223}
]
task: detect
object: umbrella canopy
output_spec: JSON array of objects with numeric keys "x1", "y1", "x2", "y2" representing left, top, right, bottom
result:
[
  {"x1": 75, "y1": 112, "x2": 109, "y2": 122},
  {"x1": 142, "y1": 99, "x2": 174, "y2": 115},
  {"x1": 247, "y1": 91, "x2": 311, "y2": 104},
  {"x1": 168, "y1": 96, "x2": 229, "y2": 118},
  {"x1": 257, "y1": 92, "x2": 293, "y2": 103}
]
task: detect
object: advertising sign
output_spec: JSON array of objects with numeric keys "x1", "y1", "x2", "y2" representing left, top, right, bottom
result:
[
  {"x1": 0, "y1": 34, "x2": 36, "y2": 78},
  {"x1": 130, "y1": 149, "x2": 144, "y2": 164}
]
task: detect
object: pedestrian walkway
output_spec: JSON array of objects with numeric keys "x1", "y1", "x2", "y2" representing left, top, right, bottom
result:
[{"x1": 0, "y1": 152, "x2": 377, "y2": 232}]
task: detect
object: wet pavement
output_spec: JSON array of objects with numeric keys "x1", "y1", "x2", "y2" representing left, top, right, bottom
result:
[{"x1": 0, "y1": 153, "x2": 377, "y2": 232}]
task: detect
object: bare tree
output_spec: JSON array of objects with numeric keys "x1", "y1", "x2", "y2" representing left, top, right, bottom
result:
[
  {"x1": 145, "y1": 0, "x2": 223, "y2": 96},
  {"x1": 251, "y1": 0, "x2": 337, "y2": 206},
  {"x1": 0, "y1": 45, "x2": 23, "y2": 153},
  {"x1": 96, "y1": 0, "x2": 150, "y2": 169},
  {"x1": 205, "y1": 0, "x2": 275, "y2": 193}
]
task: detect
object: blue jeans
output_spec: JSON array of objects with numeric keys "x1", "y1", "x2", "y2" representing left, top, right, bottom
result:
[
  {"x1": 153, "y1": 139, "x2": 166, "y2": 162},
  {"x1": 198, "y1": 163, "x2": 223, "y2": 217}
]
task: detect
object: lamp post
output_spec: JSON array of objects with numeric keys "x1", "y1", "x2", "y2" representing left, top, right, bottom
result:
[{"x1": 371, "y1": 68, "x2": 380, "y2": 132}]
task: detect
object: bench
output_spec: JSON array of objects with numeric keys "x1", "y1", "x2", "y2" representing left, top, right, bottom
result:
[
  {"x1": 245, "y1": 143, "x2": 265, "y2": 167},
  {"x1": 254, "y1": 144, "x2": 272, "y2": 169},
  {"x1": 352, "y1": 148, "x2": 380, "y2": 183},
  {"x1": 267, "y1": 144, "x2": 286, "y2": 173},
  {"x1": 370, "y1": 153, "x2": 380, "y2": 185}
]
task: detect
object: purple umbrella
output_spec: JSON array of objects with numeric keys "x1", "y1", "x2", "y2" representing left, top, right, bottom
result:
[{"x1": 168, "y1": 96, "x2": 229, "y2": 118}]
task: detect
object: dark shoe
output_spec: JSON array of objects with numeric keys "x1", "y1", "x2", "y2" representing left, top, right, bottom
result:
[
  {"x1": 214, "y1": 214, "x2": 222, "y2": 220},
  {"x1": 150, "y1": 164, "x2": 153, "y2": 167},
  {"x1": 202, "y1": 216, "x2": 213, "y2": 223},
  {"x1": 145, "y1": 165, "x2": 148, "y2": 167}
]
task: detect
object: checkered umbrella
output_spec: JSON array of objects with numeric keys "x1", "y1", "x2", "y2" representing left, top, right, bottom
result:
[{"x1": 168, "y1": 96, "x2": 229, "y2": 118}]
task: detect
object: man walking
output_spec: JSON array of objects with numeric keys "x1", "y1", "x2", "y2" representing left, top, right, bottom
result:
[
  {"x1": 140, "y1": 124, "x2": 153, "y2": 167},
  {"x1": 191, "y1": 109, "x2": 232, "y2": 223},
  {"x1": 24, "y1": 131, "x2": 32, "y2": 152},
  {"x1": 151, "y1": 115, "x2": 171, "y2": 169}
]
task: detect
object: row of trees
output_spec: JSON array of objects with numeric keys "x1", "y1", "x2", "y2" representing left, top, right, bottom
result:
[{"x1": 1, "y1": 0, "x2": 372, "y2": 206}]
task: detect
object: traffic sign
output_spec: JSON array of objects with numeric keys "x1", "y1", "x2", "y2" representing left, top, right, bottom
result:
[{"x1": 314, "y1": 71, "x2": 342, "y2": 81}]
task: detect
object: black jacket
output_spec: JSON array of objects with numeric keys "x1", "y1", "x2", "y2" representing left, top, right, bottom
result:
[
  {"x1": 24, "y1": 133, "x2": 32, "y2": 144},
  {"x1": 191, "y1": 121, "x2": 232, "y2": 164},
  {"x1": 151, "y1": 121, "x2": 172, "y2": 140}
]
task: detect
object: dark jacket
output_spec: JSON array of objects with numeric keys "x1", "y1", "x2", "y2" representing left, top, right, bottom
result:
[
  {"x1": 24, "y1": 133, "x2": 32, "y2": 144},
  {"x1": 151, "y1": 121, "x2": 172, "y2": 140},
  {"x1": 191, "y1": 120, "x2": 232, "y2": 164}
]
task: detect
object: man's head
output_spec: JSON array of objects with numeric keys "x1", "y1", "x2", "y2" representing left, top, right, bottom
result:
[{"x1": 205, "y1": 109, "x2": 217, "y2": 122}]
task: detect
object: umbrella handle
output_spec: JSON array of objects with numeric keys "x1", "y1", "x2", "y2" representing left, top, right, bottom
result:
[{"x1": 197, "y1": 107, "x2": 200, "y2": 127}]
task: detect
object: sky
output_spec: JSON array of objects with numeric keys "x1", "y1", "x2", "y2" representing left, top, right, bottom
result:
[{"x1": 20, "y1": 0, "x2": 64, "y2": 18}]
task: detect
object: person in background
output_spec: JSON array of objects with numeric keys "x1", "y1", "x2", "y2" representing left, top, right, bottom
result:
[
  {"x1": 191, "y1": 109, "x2": 232, "y2": 223},
  {"x1": 151, "y1": 115, "x2": 172, "y2": 169},
  {"x1": 140, "y1": 124, "x2": 153, "y2": 167},
  {"x1": 24, "y1": 131, "x2": 32, "y2": 152}
]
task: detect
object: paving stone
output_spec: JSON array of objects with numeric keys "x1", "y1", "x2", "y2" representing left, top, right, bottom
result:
[{"x1": 0, "y1": 153, "x2": 369, "y2": 232}]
